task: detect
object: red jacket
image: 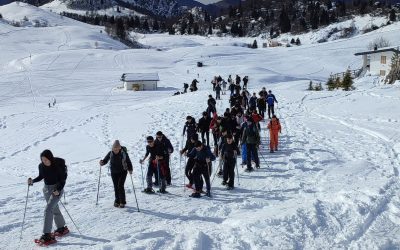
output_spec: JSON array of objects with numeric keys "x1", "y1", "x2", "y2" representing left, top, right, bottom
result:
[{"x1": 252, "y1": 113, "x2": 263, "y2": 123}]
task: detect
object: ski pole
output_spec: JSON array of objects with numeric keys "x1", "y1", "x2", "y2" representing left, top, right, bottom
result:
[
  {"x1": 259, "y1": 151, "x2": 270, "y2": 168},
  {"x1": 63, "y1": 191, "x2": 66, "y2": 204},
  {"x1": 157, "y1": 159, "x2": 161, "y2": 195},
  {"x1": 207, "y1": 161, "x2": 212, "y2": 195},
  {"x1": 96, "y1": 165, "x2": 102, "y2": 205},
  {"x1": 129, "y1": 174, "x2": 140, "y2": 212},
  {"x1": 140, "y1": 162, "x2": 145, "y2": 190},
  {"x1": 235, "y1": 153, "x2": 240, "y2": 186},
  {"x1": 19, "y1": 184, "x2": 30, "y2": 240},
  {"x1": 59, "y1": 200, "x2": 82, "y2": 235}
]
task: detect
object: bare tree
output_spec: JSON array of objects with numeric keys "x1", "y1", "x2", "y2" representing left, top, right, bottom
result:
[{"x1": 367, "y1": 37, "x2": 391, "y2": 50}]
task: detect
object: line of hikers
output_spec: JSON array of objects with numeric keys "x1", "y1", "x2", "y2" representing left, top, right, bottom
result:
[{"x1": 25, "y1": 74, "x2": 282, "y2": 244}]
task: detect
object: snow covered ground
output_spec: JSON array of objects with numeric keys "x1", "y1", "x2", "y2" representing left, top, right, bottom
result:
[{"x1": 0, "y1": 3, "x2": 400, "y2": 249}]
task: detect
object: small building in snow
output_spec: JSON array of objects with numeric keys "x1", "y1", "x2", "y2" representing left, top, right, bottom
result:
[
  {"x1": 354, "y1": 46, "x2": 399, "y2": 77},
  {"x1": 121, "y1": 73, "x2": 159, "y2": 91}
]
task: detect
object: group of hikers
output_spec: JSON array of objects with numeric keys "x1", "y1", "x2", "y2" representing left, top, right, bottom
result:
[{"x1": 25, "y1": 73, "x2": 283, "y2": 245}]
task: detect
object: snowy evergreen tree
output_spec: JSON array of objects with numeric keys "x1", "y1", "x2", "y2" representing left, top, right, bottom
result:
[
  {"x1": 390, "y1": 9, "x2": 396, "y2": 22},
  {"x1": 342, "y1": 69, "x2": 354, "y2": 91},
  {"x1": 385, "y1": 52, "x2": 400, "y2": 84},
  {"x1": 327, "y1": 77, "x2": 336, "y2": 90},
  {"x1": 252, "y1": 40, "x2": 258, "y2": 49}
]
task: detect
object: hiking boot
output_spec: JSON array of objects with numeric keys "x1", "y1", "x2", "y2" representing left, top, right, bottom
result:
[
  {"x1": 270, "y1": 150, "x2": 274, "y2": 153},
  {"x1": 119, "y1": 204, "x2": 125, "y2": 208},
  {"x1": 113, "y1": 202, "x2": 119, "y2": 207},
  {"x1": 245, "y1": 167, "x2": 254, "y2": 172},
  {"x1": 54, "y1": 226, "x2": 69, "y2": 236},
  {"x1": 221, "y1": 181, "x2": 227, "y2": 186},
  {"x1": 143, "y1": 188, "x2": 155, "y2": 194},
  {"x1": 190, "y1": 192, "x2": 201, "y2": 198},
  {"x1": 227, "y1": 186, "x2": 234, "y2": 190},
  {"x1": 159, "y1": 188, "x2": 167, "y2": 194},
  {"x1": 206, "y1": 191, "x2": 211, "y2": 197},
  {"x1": 39, "y1": 233, "x2": 55, "y2": 243}
]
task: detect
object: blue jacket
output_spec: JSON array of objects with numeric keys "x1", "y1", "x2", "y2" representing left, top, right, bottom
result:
[
  {"x1": 188, "y1": 146, "x2": 216, "y2": 163},
  {"x1": 266, "y1": 94, "x2": 278, "y2": 106},
  {"x1": 249, "y1": 96, "x2": 257, "y2": 108}
]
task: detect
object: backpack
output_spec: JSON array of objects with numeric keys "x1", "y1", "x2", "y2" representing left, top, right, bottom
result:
[
  {"x1": 55, "y1": 158, "x2": 68, "y2": 180},
  {"x1": 110, "y1": 147, "x2": 128, "y2": 170},
  {"x1": 247, "y1": 124, "x2": 257, "y2": 139}
]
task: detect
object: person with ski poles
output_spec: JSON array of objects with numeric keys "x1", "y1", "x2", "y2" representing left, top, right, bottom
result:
[
  {"x1": 266, "y1": 90, "x2": 278, "y2": 119},
  {"x1": 257, "y1": 93, "x2": 267, "y2": 119},
  {"x1": 99, "y1": 140, "x2": 133, "y2": 208},
  {"x1": 220, "y1": 134, "x2": 239, "y2": 190},
  {"x1": 267, "y1": 115, "x2": 282, "y2": 153},
  {"x1": 207, "y1": 95, "x2": 217, "y2": 118},
  {"x1": 249, "y1": 92, "x2": 258, "y2": 111},
  {"x1": 183, "y1": 116, "x2": 198, "y2": 143},
  {"x1": 242, "y1": 117, "x2": 260, "y2": 171},
  {"x1": 27, "y1": 150, "x2": 69, "y2": 245},
  {"x1": 187, "y1": 141, "x2": 216, "y2": 198},
  {"x1": 140, "y1": 136, "x2": 167, "y2": 193},
  {"x1": 155, "y1": 131, "x2": 174, "y2": 185},
  {"x1": 180, "y1": 134, "x2": 198, "y2": 189}
]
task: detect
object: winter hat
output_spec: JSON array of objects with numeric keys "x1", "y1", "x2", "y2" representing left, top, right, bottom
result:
[
  {"x1": 40, "y1": 149, "x2": 54, "y2": 164},
  {"x1": 208, "y1": 95, "x2": 212, "y2": 98},
  {"x1": 112, "y1": 140, "x2": 121, "y2": 148},
  {"x1": 156, "y1": 131, "x2": 163, "y2": 136},
  {"x1": 146, "y1": 136, "x2": 154, "y2": 142},
  {"x1": 202, "y1": 111, "x2": 207, "y2": 116},
  {"x1": 186, "y1": 116, "x2": 192, "y2": 120}
]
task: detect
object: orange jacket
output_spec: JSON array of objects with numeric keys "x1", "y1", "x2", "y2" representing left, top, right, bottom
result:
[{"x1": 267, "y1": 119, "x2": 281, "y2": 132}]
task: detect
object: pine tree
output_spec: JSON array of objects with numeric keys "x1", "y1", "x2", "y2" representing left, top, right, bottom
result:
[
  {"x1": 390, "y1": 9, "x2": 396, "y2": 22},
  {"x1": 385, "y1": 52, "x2": 400, "y2": 84},
  {"x1": 296, "y1": 38, "x2": 301, "y2": 45},
  {"x1": 252, "y1": 40, "x2": 258, "y2": 49},
  {"x1": 335, "y1": 77, "x2": 341, "y2": 89},
  {"x1": 208, "y1": 24, "x2": 213, "y2": 35},
  {"x1": 115, "y1": 18, "x2": 126, "y2": 40},
  {"x1": 291, "y1": 38, "x2": 295, "y2": 44},
  {"x1": 327, "y1": 76, "x2": 336, "y2": 90},
  {"x1": 279, "y1": 7, "x2": 291, "y2": 33},
  {"x1": 342, "y1": 69, "x2": 354, "y2": 91}
]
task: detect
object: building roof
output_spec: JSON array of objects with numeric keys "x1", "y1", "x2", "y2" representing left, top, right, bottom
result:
[
  {"x1": 121, "y1": 73, "x2": 160, "y2": 82},
  {"x1": 354, "y1": 46, "x2": 400, "y2": 56}
]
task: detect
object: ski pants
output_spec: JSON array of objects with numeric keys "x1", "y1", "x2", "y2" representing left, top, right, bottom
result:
[
  {"x1": 270, "y1": 131, "x2": 279, "y2": 150},
  {"x1": 216, "y1": 91, "x2": 221, "y2": 100},
  {"x1": 193, "y1": 162, "x2": 211, "y2": 192},
  {"x1": 185, "y1": 157, "x2": 195, "y2": 185},
  {"x1": 268, "y1": 105, "x2": 275, "y2": 118},
  {"x1": 246, "y1": 143, "x2": 260, "y2": 168},
  {"x1": 147, "y1": 160, "x2": 166, "y2": 190},
  {"x1": 258, "y1": 107, "x2": 265, "y2": 118},
  {"x1": 43, "y1": 185, "x2": 65, "y2": 234},
  {"x1": 111, "y1": 171, "x2": 127, "y2": 204},
  {"x1": 223, "y1": 158, "x2": 236, "y2": 187},
  {"x1": 201, "y1": 131, "x2": 210, "y2": 147},
  {"x1": 154, "y1": 156, "x2": 171, "y2": 185}
]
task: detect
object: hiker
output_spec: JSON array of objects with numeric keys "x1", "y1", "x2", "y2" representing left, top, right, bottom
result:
[
  {"x1": 242, "y1": 117, "x2": 260, "y2": 171},
  {"x1": 249, "y1": 92, "x2": 258, "y2": 111},
  {"x1": 190, "y1": 79, "x2": 198, "y2": 92},
  {"x1": 28, "y1": 150, "x2": 69, "y2": 244},
  {"x1": 216, "y1": 128, "x2": 229, "y2": 176},
  {"x1": 251, "y1": 109, "x2": 263, "y2": 130},
  {"x1": 180, "y1": 134, "x2": 198, "y2": 189},
  {"x1": 155, "y1": 131, "x2": 174, "y2": 185},
  {"x1": 243, "y1": 76, "x2": 249, "y2": 89},
  {"x1": 187, "y1": 141, "x2": 216, "y2": 198},
  {"x1": 236, "y1": 75, "x2": 241, "y2": 85},
  {"x1": 222, "y1": 80, "x2": 227, "y2": 95},
  {"x1": 257, "y1": 93, "x2": 266, "y2": 118},
  {"x1": 220, "y1": 134, "x2": 239, "y2": 190},
  {"x1": 215, "y1": 83, "x2": 222, "y2": 100},
  {"x1": 234, "y1": 83, "x2": 241, "y2": 95},
  {"x1": 207, "y1": 95, "x2": 217, "y2": 117},
  {"x1": 198, "y1": 111, "x2": 211, "y2": 147},
  {"x1": 266, "y1": 90, "x2": 278, "y2": 119},
  {"x1": 210, "y1": 114, "x2": 222, "y2": 155},
  {"x1": 183, "y1": 83, "x2": 189, "y2": 93},
  {"x1": 140, "y1": 136, "x2": 167, "y2": 193},
  {"x1": 241, "y1": 91, "x2": 248, "y2": 110},
  {"x1": 267, "y1": 115, "x2": 282, "y2": 153},
  {"x1": 100, "y1": 140, "x2": 133, "y2": 208},
  {"x1": 259, "y1": 87, "x2": 268, "y2": 98},
  {"x1": 211, "y1": 77, "x2": 217, "y2": 91},
  {"x1": 229, "y1": 82, "x2": 235, "y2": 96},
  {"x1": 183, "y1": 116, "x2": 198, "y2": 142}
]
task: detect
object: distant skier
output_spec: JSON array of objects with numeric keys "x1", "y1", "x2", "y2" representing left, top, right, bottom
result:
[
  {"x1": 220, "y1": 134, "x2": 239, "y2": 190},
  {"x1": 187, "y1": 141, "x2": 216, "y2": 198},
  {"x1": 28, "y1": 150, "x2": 69, "y2": 244},
  {"x1": 140, "y1": 136, "x2": 167, "y2": 193},
  {"x1": 266, "y1": 90, "x2": 278, "y2": 119},
  {"x1": 267, "y1": 115, "x2": 282, "y2": 153},
  {"x1": 52, "y1": 98, "x2": 56, "y2": 107},
  {"x1": 100, "y1": 140, "x2": 133, "y2": 208},
  {"x1": 242, "y1": 117, "x2": 260, "y2": 171}
]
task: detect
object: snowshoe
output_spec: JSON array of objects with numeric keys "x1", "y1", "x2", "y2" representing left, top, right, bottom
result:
[
  {"x1": 190, "y1": 192, "x2": 201, "y2": 198},
  {"x1": 53, "y1": 226, "x2": 69, "y2": 237},
  {"x1": 35, "y1": 234, "x2": 56, "y2": 246},
  {"x1": 143, "y1": 188, "x2": 155, "y2": 194}
]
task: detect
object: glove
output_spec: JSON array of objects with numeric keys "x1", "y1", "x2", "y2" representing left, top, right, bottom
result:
[
  {"x1": 99, "y1": 160, "x2": 105, "y2": 166},
  {"x1": 28, "y1": 178, "x2": 33, "y2": 186}
]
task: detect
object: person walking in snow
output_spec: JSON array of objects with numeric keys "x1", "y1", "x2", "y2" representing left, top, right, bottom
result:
[
  {"x1": 220, "y1": 134, "x2": 239, "y2": 190},
  {"x1": 222, "y1": 80, "x2": 227, "y2": 95},
  {"x1": 187, "y1": 141, "x2": 216, "y2": 198},
  {"x1": 198, "y1": 111, "x2": 211, "y2": 147},
  {"x1": 257, "y1": 94, "x2": 266, "y2": 119},
  {"x1": 183, "y1": 83, "x2": 189, "y2": 93},
  {"x1": 215, "y1": 83, "x2": 222, "y2": 100},
  {"x1": 180, "y1": 134, "x2": 198, "y2": 189},
  {"x1": 28, "y1": 150, "x2": 69, "y2": 244},
  {"x1": 249, "y1": 92, "x2": 258, "y2": 111},
  {"x1": 266, "y1": 90, "x2": 278, "y2": 119},
  {"x1": 207, "y1": 95, "x2": 217, "y2": 117},
  {"x1": 243, "y1": 76, "x2": 249, "y2": 89},
  {"x1": 140, "y1": 136, "x2": 167, "y2": 193},
  {"x1": 183, "y1": 116, "x2": 198, "y2": 143},
  {"x1": 100, "y1": 140, "x2": 133, "y2": 208},
  {"x1": 267, "y1": 115, "x2": 282, "y2": 153},
  {"x1": 242, "y1": 117, "x2": 260, "y2": 171},
  {"x1": 155, "y1": 131, "x2": 174, "y2": 185}
]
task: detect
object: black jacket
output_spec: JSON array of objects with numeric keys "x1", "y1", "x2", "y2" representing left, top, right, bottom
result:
[
  {"x1": 33, "y1": 157, "x2": 66, "y2": 192},
  {"x1": 198, "y1": 116, "x2": 211, "y2": 132},
  {"x1": 221, "y1": 143, "x2": 239, "y2": 160},
  {"x1": 155, "y1": 136, "x2": 174, "y2": 157},
  {"x1": 183, "y1": 119, "x2": 197, "y2": 138},
  {"x1": 145, "y1": 144, "x2": 165, "y2": 160},
  {"x1": 102, "y1": 150, "x2": 133, "y2": 173}
]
